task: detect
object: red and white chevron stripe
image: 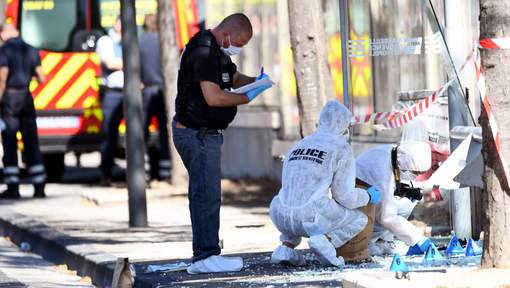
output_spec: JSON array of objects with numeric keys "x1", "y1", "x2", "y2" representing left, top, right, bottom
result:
[
  {"x1": 479, "y1": 38, "x2": 510, "y2": 49},
  {"x1": 377, "y1": 80, "x2": 453, "y2": 130},
  {"x1": 473, "y1": 48, "x2": 509, "y2": 176},
  {"x1": 356, "y1": 53, "x2": 473, "y2": 130},
  {"x1": 353, "y1": 111, "x2": 396, "y2": 124}
]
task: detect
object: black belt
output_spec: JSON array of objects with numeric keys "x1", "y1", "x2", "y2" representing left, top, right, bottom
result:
[
  {"x1": 176, "y1": 120, "x2": 222, "y2": 140},
  {"x1": 196, "y1": 127, "x2": 222, "y2": 140},
  {"x1": 177, "y1": 120, "x2": 223, "y2": 133}
]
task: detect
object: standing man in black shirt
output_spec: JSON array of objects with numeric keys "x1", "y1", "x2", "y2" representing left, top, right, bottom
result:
[
  {"x1": 173, "y1": 13, "x2": 273, "y2": 274},
  {"x1": 0, "y1": 24, "x2": 47, "y2": 199},
  {"x1": 140, "y1": 14, "x2": 171, "y2": 181}
]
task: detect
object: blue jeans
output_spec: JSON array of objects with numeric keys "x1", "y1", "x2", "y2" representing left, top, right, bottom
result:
[
  {"x1": 100, "y1": 89, "x2": 124, "y2": 178},
  {"x1": 172, "y1": 119, "x2": 223, "y2": 262}
]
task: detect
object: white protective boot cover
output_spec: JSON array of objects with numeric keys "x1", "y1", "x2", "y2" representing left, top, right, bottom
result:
[
  {"x1": 270, "y1": 245, "x2": 306, "y2": 266},
  {"x1": 186, "y1": 255, "x2": 243, "y2": 274},
  {"x1": 308, "y1": 235, "x2": 345, "y2": 267}
]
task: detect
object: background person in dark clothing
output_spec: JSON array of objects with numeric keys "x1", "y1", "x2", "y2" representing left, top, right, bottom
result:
[
  {"x1": 96, "y1": 17, "x2": 123, "y2": 186},
  {"x1": 0, "y1": 24, "x2": 47, "y2": 199},
  {"x1": 140, "y1": 14, "x2": 171, "y2": 181},
  {"x1": 172, "y1": 13, "x2": 273, "y2": 274}
]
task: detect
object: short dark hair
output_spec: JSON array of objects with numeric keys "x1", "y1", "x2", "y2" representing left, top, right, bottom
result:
[
  {"x1": 218, "y1": 13, "x2": 252, "y2": 39},
  {"x1": 143, "y1": 14, "x2": 158, "y2": 32}
]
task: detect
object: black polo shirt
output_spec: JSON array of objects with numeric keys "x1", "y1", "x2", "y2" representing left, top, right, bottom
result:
[
  {"x1": 175, "y1": 30, "x2": 238, "y2": 130},
  {"x1": 0, "y1": 37, "x2": 41, "y2": 89}
]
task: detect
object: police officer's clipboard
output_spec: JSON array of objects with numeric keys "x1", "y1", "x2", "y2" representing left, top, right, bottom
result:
[{"x1": 230, "y1": 77, "x2": 274, "y2": 94}]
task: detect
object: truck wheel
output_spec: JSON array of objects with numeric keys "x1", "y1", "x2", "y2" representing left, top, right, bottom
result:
[{"x1": 43, "y1": 153, "x2": 65, "y2": 183}]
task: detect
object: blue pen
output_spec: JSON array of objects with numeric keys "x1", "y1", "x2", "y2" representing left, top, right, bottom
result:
[{"x1": 259, "y1": 67, "x2": 264, "y2": 79}]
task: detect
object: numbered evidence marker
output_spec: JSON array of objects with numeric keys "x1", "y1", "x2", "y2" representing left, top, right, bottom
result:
[
  {"x1": 465, "y1": 238, "x2": 482, "y2": 256},
  {"x1": 446, "y1": 235, "x2": 465, "y2": 256},
  {"x1": 390, "y1": 253, "x2": 410, "y2": 280},
  {"x1": 422, "y1": 243, "x2": 443, "y2": 264},
  {"x1": 390, "y1": 253, "x2": 409, "y2": 272}
]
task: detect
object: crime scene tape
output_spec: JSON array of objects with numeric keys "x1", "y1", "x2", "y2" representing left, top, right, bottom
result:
[
  {"x1": 473, "y1": 43, "x2": 509, "y2": 177},
  {"x1": 354, "y1": 112, "x2": 397, "y2": 125},
  {"x1": 376, "y1": 79, "x2": 454, "y2": 130},
  {"x1": 479, "y1": 38, "x2": 510, "y2": 49},
  {"x1": 353, "y1": 52, "x2": 474, "y2": 129}
]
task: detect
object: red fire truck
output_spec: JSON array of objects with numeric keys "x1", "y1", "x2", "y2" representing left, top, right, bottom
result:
[{"x1": 4, "y1": 0, "x2": 199, "y2": 181}]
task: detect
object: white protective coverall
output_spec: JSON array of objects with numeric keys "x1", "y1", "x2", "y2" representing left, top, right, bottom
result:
[
  {"x1": 269, "y1": 101, "x2": 369, "y2": 250},
  {"x1": 355, "y1": 141, "x2": 431, "y2": 246}
]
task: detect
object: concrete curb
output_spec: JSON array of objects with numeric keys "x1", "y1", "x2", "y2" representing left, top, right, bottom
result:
[{"x1": 0, "y1": 208, "x2": 118, "y2": 287}]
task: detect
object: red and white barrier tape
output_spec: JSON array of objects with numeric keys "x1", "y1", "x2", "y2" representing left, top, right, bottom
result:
[
  {"x1": 376, "y1": 79, "x2": 453, "y2": 130},
  {"x1": 479, "y1": 38, "x2": 510, "y2": 49},
  {"x1": 353, "y1": 52, "x2": 474, "y2": 129},
  {"x1": 354, "y1": 112, "x2": 397, "y2": 124},
  {"x1": 473, "y1": 46, "x2": 509, "y2": 176},
  {"x1": 353, "y1": 85, "x2": 446, "y2": 128}
]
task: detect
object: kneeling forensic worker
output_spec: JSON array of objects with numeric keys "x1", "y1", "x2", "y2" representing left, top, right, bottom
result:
[
  {"x1": 269, "y1": 100, "x2": 381, "y2": 267},
  {"x1": 356, "y1": 141, "x2": 437, "y2": 256}
]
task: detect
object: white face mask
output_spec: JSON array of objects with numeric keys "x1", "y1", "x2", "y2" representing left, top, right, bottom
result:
[
  {"x1": 221, "y1": 36, "x2": 242, "y2": 56},
  {"x1": 400, "y1": 171, "x2": 417, "y2": 181}
]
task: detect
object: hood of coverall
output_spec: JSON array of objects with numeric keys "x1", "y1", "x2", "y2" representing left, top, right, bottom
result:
[
  {"x1": 397, "y1": 141, "x2": 432, "y2": 172},
  {"x1": 317, "y1": 100, "x2": 353, "y2": 135}
]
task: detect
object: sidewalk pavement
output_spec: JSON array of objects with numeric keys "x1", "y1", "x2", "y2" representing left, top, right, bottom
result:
[
  {"x1": 0, "y1": 181, "x2": 509, "y2": 287},
  {"x1": 0, "y1": 180, "x2": 288, "y2": 287},
  {"x1": 0, "y1": 236, "x2": 94, "y2": 287}
]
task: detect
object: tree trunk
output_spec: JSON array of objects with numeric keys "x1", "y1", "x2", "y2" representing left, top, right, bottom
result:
[
  {"x1": 121, "y1": 0, "x2": 147, "y2": 227},
  {"x1": 287, "y1": 0, "x2": 334, "y2": 137},
  {"x1": 157, "y1": 0, "x2": 188, "y2": 186},
  {"x1": 479, "y1": 0, "x2": 510, "y2": 269}
]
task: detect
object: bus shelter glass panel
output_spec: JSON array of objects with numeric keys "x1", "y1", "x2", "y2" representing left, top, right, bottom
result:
[
  {"x1": 343, "y1": 0, "x2": 470, "y2": 150},
  {"x1": 341, "y1": 0, "x2": 474, "y2": 233}
]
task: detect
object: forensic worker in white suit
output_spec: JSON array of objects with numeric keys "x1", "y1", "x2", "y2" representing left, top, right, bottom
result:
[
  {"x1": 356, "y1": 141, "x2": 436, "y2": 256},
  {"x1": 269, "y1": 100, "x2": 381, "y2": 267}
]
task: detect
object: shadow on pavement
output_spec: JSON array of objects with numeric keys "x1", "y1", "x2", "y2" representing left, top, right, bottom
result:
[
  {"x1": 134, "y1": 251, "x2": 345, "y2": 288},
  {"x1": 221, "y1": 179, "x2": 279, "y2": 208},
  {"x1": 38, "y1": 220, "x2": 193, "y2": 245}
]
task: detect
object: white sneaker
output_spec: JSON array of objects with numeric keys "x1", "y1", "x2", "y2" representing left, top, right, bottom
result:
[
  {"x1": 270, "y1": 245, "x2": 306, "y2": 266},
  {"x1": 308, "y1": 235, "x2": 345, "y2": 267},
  {"x1": 186, "y1": 255, "x2": 243, "y2": 274}
]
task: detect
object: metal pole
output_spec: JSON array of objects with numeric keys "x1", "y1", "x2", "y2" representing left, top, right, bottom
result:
[
  {"x1": 120, "y1": 0, "x2": 148, "y2": 227},
  {"x1": 443, "y1": 0, "x2": 471, "y2": 240},
  {"x1": 339, "y1": 0, "x2": 350, "y2": 109}
]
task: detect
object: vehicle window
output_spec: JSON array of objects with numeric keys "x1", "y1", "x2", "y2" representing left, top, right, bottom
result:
[
  {"x1": 99, "y1": 0, "x2": 156, "y2": 36},
  {"x1": 20, "y1": 0, "x2": 78, "y2": 51}
]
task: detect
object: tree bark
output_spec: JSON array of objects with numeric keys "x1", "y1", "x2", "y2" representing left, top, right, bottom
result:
[
  {"x1": 479, "y1": 0, "x2": 510, "y2": 269},
  {"x1": 157, "y1": 0, "x2": 188, "y2": 186},
  {"x1": 287, "y1": 0, "x2": 334, "y2": 137},
  {"x1": 121, "y1": 0, "x2": 147, "y2": 227}
]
